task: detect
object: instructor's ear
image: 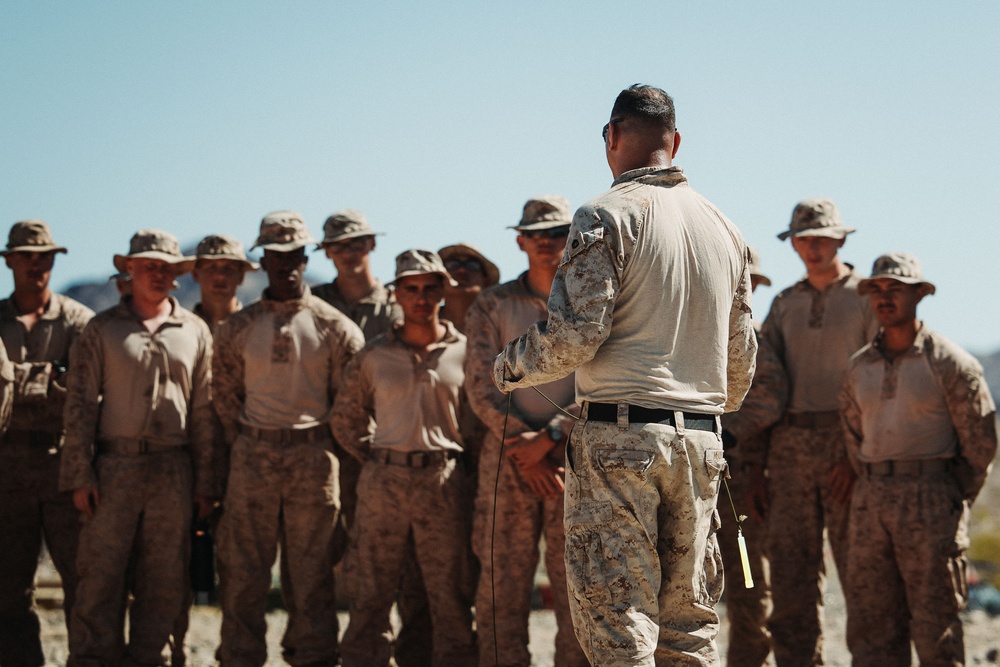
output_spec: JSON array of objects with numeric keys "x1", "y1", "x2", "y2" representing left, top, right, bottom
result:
[{"x1": 671, "y1": 131, "x2": 682, "y2": 158}]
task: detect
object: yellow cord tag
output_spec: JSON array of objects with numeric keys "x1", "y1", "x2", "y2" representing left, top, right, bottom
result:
[{"x1": 737, "y1": 528, "x2": 754, "y2": 589}]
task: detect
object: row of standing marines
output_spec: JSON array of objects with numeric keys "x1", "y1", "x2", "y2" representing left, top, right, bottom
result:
[{"x1": 0, "y1": 83, "x2": 996, "y2": 667}]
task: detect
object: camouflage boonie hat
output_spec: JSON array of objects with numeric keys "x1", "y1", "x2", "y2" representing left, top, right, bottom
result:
[
  {"x1": 857, "y1": 252, "x2": 936, "y2": 295},
  {"x1": 438, "y1": 243, "x2": 501, "y2": 287},
  {"x1": 319, "y1": 209, "x2": 383, "y2": 246},
  {"x1": 1, "y1": 220, "x2": 68, "y2": 256},
  {"x1": 747, "y1": 246, "x2": 771, "y2": 287},
  {"x1": 777, "y1": 198, "x2": 856, "y2": 241},
  {"x1": 252, "y1": 210, "x2": 316, "y2": 252},
  {"x1": 388, "y1": 249, "x2": 458, "y2": 287},
  {"x1": 196, "y1": 234, "x2": 259, "y2": 271},
  {"x1": 113, "y1": 229, "x2": 195, "y2": 274},
  {"x1": 510, "y1": 195, "x2": 573, "y2": 232}
]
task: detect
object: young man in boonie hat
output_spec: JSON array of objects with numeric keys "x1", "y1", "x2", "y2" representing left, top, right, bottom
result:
[
  {"x1": 60, "y1": 229, "x2": 214, "y2": 667},
  {"x1": 743, "y1": 199, "x2": 878, "y2": 665},
  {"x1": 437, "y1": 243, "x2": 500, "y2": 334},
  {"x1": 841, "y1": 252, "x2": 997, "y2": 666},
  {"x1": 333, "y1": 249, "x2": 476, "y2": 667},
  {"x1": 191, "y1": 233, "x2": 259, "y2": 332},
  {"x1": 0, "y1": 220, "x2": 94, "y2": 666},
  {"x1": 213, "y1": 211, "x2": 364, "y2": 667}
]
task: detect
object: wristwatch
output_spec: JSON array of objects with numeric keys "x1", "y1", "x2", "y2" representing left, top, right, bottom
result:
[{"x1": 547, "y1": 422, "x2": 565, "y2": 445}]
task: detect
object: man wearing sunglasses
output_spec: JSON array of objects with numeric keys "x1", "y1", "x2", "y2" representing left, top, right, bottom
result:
[{"x1": 493, "y1": 85, "x2": 756, "y2": 666}]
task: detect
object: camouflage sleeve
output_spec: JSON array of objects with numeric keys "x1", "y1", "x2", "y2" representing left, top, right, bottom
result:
[
  {"x1": 189, "y1": 322, "x2": 215, "y2": 498},
  {"x1": 0, "y1": 340, "x2": 13, "y2": 436},
  {"x1": 727, "y1": 333, "x2": 789, "y2": 465},
  {"x1": 725, "y1": 260, "x2": 757, "y2": 412},
  {"x1": 59, "y1": 321, "x2": 104, "y2": 491},
  {"x1": 464, "y1": 290, "x2": 532, "y2": 439},
  {"x1": 493, "y1": 213, "x2": 616, "y2": 392},
  {"x1": 838, "y1": 367, "x2": 865, "y2": 473},
  {"x1": 212, "y1": 318, "x2": 246, "y2": 444},
  {"x1": 328, "y1": 318, "x2": 365, "y2": 397},
  {"x1": 330, "y1": 351, "x2": 374, "y2": 463}
]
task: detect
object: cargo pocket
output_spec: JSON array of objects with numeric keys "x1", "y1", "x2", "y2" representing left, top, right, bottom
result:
[
  {"x1": 700, "y1": 448, "x2": 729, "y2": 499},
  {"x1": 565, "y1": 500, "x2": 614, "y2": 607},
  {"x1": 596, "y1": 448, "x2": 654, "y2": 474},
  {"x1": 699, "y1": 509, "x2": 725, "y2": 605}
]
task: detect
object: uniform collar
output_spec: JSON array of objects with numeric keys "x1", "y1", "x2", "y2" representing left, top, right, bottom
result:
[
  {"x1": 869, "y1": 321, "x2": 929, "y2": 361},
  {"x1": 791, "y1": 264, "x2": 858, "y2": 294},
  {"x1": 261, "y1": 284, "x2": 312, "y2": 312},
  {"x1": 612, "y1": 165, "x2": 687, "y2": 188}
]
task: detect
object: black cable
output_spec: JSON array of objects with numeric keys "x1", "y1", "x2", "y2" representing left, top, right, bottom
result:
[{"x1": 490, "y1": 391, "x2": 512, "y2": 667}]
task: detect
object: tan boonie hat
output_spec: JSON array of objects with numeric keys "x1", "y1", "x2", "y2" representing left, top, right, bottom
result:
[
  {"x1": 777, "y1": 198, "x2": 856, "y2": 241},
  {"x1": 857, "y1": 252, "x2": 936, "y2": 295},
  {"x1": 388, "y1": 249, "x2": 458, "y2": 287},
  {"x1": 196, "y1": 234, "x2": 259, "y2": 271},
  {"x1": 1, "y1": 220, "x2": 68, "y2": 256},
  {"x1": 319, "y1": 209, "x2": 383, "y2": 246},
  {"x1": 510, "y1": 195, "x2": 573, "y2": 232},
  {"x1": 113, "y1": 229, "x2": 195, "y2": 274},
  {"x1": 438, "y1": 243, "x2": 501, "y2": 287},
  {"x1": 747, "y1": 246, "x2": 771, "y2": 287},
  {"x1": 252, "y1": 210, "x2": 316, "y2": 252}
]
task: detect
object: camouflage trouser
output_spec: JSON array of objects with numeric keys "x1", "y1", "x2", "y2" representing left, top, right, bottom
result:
[
  {"x1": 0, "y1": 440, "x2": 80, "y2": 667},
  {"x1": 765, "y1": 422, "x2": 850, "y2": 667},
  {"x1": 340, "y1": 455, "x2": 476, "y2": 667},
  {"x1": 845, "y1": 471, "x2": 968, "y2": 667},
  {"x1": 473, "y1": 431, "x2": 587, "y2": 667},
  {"x1": 68, "y1": 450, "x2": 192, "y2": 667},
  {"x1": 564, "y1": 415, "x2": 726, "y2": 667},
  {"x1": 217, "y1": 433, "x2": 340, "y2": 667},
  {"x1": 717, "y1": 450, "x2": 771, "y2": 667}
]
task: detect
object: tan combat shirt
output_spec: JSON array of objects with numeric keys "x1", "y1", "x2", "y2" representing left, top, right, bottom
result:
[
  {"x1": 494, "y1": 166, "x2": 756, "y2": 415},
  {"x1": 60, "y1": 297, "x2": 215, "y2": 495},
  {"x1": 332, "y1": 321, "x2": 466, "y2": 462},
  {"x1": 0, "y1": 293, "x2": 94, "y2": 435},
  {"x1": 313, "y1": 280, "x2": 402, "y2": 341},
  {"x1": 465, "y1": 273, "x2": 576, "y2": 439},
  {"x1": 213, "y1": 286, "x2": 364, "y2": 440},
  {"x1": 840, "y1": 325, "x2": 997, "y2": 501}
]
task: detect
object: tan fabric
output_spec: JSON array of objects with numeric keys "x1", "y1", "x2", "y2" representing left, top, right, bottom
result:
[
  {"x1": 312, "y1": 280, "x2": 402, "y2": 341},
  {"x1": 60, "y1": 297, "x2": 214, "y2": 496}
]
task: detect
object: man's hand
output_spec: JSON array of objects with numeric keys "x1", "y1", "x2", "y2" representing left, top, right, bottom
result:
[
  {"x1": 744, "y1": 465, "x2": 769, "y2": 523},
  {"x1": 504, "y1": 430, "x2": 557, "y2": 473},
  {"x1": 194, "y1": 495, "x2": 215, "y2": 521},
  {"x1": 517, "y1": 459, "x2": 565, "y2": 499},
  {"x1": 829, "y1": 459, "x2": 857, "y2": 505},
  {"x1": 73, "y1": 486, "x2": 100, "y2": 518}
]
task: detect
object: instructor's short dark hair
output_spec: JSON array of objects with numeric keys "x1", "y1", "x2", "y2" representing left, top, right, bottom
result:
[{"x1": 611, "y1": 84, "x2": 676, "y2": 132}]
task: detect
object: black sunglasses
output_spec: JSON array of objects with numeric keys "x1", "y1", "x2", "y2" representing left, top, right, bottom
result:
[
  {"x1": 444, "y1": 257, "x2": 484, "y2": 273},
  {"x1": 602, "y1": 117, "x2": 624, "y2": 142},
  {"x1": 522, "y1": 227, "x2": 570, "y2": 240}
]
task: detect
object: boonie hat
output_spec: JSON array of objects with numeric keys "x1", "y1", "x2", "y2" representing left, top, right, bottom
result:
[
  {"x1": 1, "y1": 220, "x2": 67, "y2": 256},
  {"x1": 777, "y1": 198, "x2": 856, "y2": 241},
  {"x1": 747, "y1": 246, "x2": 771, "y2": 287},
  {"x1": 196, "y1": 234, "x2": 259, "y2": 271},
  {"x1": 319, "y1": 209, "x2": 383, "y2": 246},
  {"x1": 113, "y1": 229, "x2": 195, "y2": 274},
  {"x1": 857, "y1": 252, "x2": 936, "y2": 295},
  {"x1": 388, "y1": 249, "x2": 458, "y2": 287},
  {"x1": 510, "y1": 195, "x2": 573, "y2": 232},
  {"x1": 252, "y1": 210, "x2": 316, "y2": 252},
  {"x1": 438, "y1": 243, "x2": 501, "y2": 287}
]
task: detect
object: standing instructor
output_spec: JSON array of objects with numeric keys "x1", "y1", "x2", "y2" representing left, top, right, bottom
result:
[{"x1": 492, "y1": 84, "x2": 757, "y2": 666}]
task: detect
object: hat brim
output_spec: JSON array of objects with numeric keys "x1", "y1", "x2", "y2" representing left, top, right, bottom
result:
[
  {"x1": 114, "y1": 252, "x2": 196, "y2": 275},
  {"x1": 252, "y1": 239, "x2": 314, "y2": 253},
  {"x1": 0, "y1": 245, "x2": 68, "y2": 256},
  {"x1": 857, "y1": 276, "x2": 936, "y2": 296},
  {"x1": 388, "y1": 269, "x2": 458, "y2": 288},
  {"x1": 751, "y1": 273, "x2": 772, "y2": 287},
  {"x1": 509, "y1": 221, "x2": 572, "y2": 232},
  {"x1": 777, "y1": 226, "x2": 856, "y2": 241},
  {"x1": 438, "y1": 244, "x2": 501, "y2": 287},
  {"x1": 195, "y1": 255, "x2": 260, "y2": 271},
  {"x1": 317, "y1": 231, "x2": 383, "y2": 248}
]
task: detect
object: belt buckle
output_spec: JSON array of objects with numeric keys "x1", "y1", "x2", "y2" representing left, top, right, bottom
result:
[{"x1": 407, "y1": 451, "x2": 430, "y2": 468}]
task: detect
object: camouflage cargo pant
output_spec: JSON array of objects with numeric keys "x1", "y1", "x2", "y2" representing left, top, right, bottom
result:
[
  {"x1": 717, "y1": 448, "x2": 771, "y2": 667},
  {"x1": 340, "y1": 455, "x2": 476, "y2": 667},
  {"x1": 765, "y1": 422, "x2": 850, "y2": 667},
  {"x1": 564, "y1": 414, "x2": 726, "y2": 667},
  {"x1": 68, "y1": 450, "x2": 192, "y2": 667},
  {"x1": 473, "y1": 431, "x2": 587, "y2": 667},
  {"x1": 0, "y1": 437, "x2": 80, "y2": 667},
  {"x1": 216, "y1": 432, "x2": 340, "y2": 667},
  {"x1": 845, "y1": 471, "x2": 968, "y2": 667}
]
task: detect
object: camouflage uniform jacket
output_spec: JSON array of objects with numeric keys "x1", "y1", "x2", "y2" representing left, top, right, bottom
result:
[
  {"x1": 465, "y1": 272, "x2": 577, "y2": 442},
  {"x1": 59, "y1": 297, "x2": 215, "y2": 495},
  {"x1": 331, "y1": 321, "x2": 466, "y2": 463},
  {"x1": 840, "y1": 325, "x2": 997, "y2": 502},
  {"x1": 212, "y1": 285, "x2": 364, "y2": 442},
  {"x1": 494, "y1": 166, "x2": 756, "y2": 414},
  {"x1": 0, "y1": 293, "x2": 94, "y2": 435},
  {"x1": 194, "y1": 301, "x2": 243, "y2": 335},
  {"x1": 313, "y1": 279, "x2": 402, "y2": 341}
]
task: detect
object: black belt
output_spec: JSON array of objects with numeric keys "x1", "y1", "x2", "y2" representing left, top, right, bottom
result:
[
  {"x1": 586, "y1": 403, "x2": 717, "y2": 432},
  {"x1": 369, "y1": 448, "x2": 459, "y2": 468},
  {"x1": 240, "y1": 423, "x2": 329, "y2": 447},
  {"x1": 783, "y1": 411, "x2": 841, "y2": 429},
  {"x1": 862, "y1": 459, "x2": 951, "y2": 477},
  {"x1": 2, "y1": 429, "x2": 64, "y2": 447},
  {"x1": 98, "y1": 439, "x2": 188, "y2": 455}
]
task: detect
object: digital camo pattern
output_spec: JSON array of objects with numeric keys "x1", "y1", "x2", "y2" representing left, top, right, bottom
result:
[
  {"x1": 565, "y1": 420, "x2": 726, "y2": 666},
  {"x1": 846, "y1": 474, "x2": 969, "y2": 666},
  {"x1": 726, "y1": 331, "x2": 788, "y2": 467},
  {"x1": 67, "y1": 451, "x2": 193, "y2": 667},
  {"x1": 764, "y1": 421, "x2": 850, "y2": 667},
  {"x1": 312, "y1": 280, "x2": 402, "y2": 342},
  {"x1": 340, "y1": 459, "x2": 476, "y2": 667}
]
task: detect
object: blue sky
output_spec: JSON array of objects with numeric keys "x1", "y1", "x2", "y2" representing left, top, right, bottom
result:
[{"x1": 2, "y1": 1, "x2": 998, "y2": 351}]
